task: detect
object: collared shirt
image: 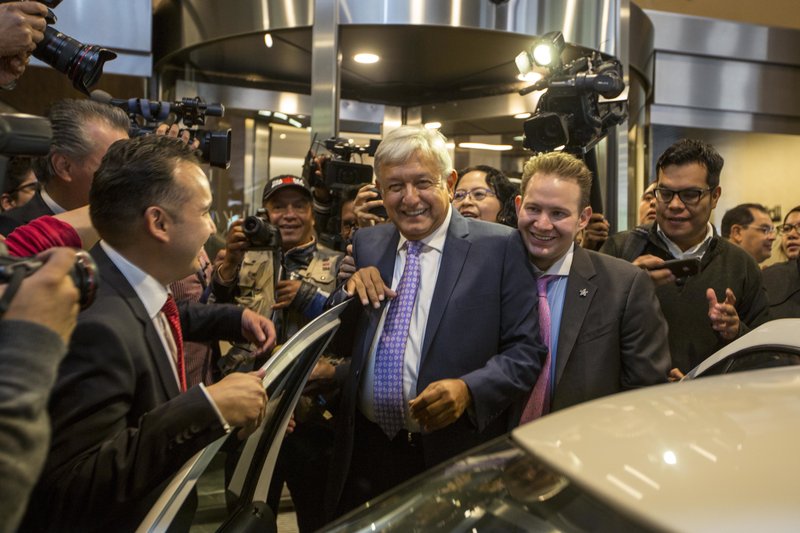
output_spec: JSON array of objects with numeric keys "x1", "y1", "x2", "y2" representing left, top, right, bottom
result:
[
  {"x1": 531, "y1": 243, "x2": 574, "y2": 398},
  {"x1": 40, "y1": 187, "x2": 66, "y2": 215},
  {"x1": 100, "y1": 241, "x2": 230, "y2": 431},
  {"x1": 656, "y1": 222, "x2": 714, "y2": 260},
  {"x1": 359, "y1": 207, "x2": 453, "y2": 432}
]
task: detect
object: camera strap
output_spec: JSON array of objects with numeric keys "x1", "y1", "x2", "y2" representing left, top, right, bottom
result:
[{"x1": 0, "y1": 263, "x2": 28, "y2": 319}]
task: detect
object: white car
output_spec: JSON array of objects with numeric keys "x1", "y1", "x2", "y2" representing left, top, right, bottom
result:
[{"x1": 326, "y1": 364, "x2": 800, "y2": 532}]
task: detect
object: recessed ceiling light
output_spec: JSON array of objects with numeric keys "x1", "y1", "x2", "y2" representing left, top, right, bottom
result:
[
  {"x1": 517, "y1": 72, "x2": 543, "y2": 83},
  {"x1": 264, "y1": 33, "x2": 273, "y2": 48},
  {"x1": 424, "y1": 122, "x2": 442, "y2": 130},
  {"x1": 514, "y1": 112, "x2": 532, "y2": 120},
  {"x1": 458, "y1": 142, "x2": 513, "y2": 152},
  {"x1": 354, "y1": 52, "x2": 380, "y2": 64},
  {"x1": 279, "y1": 133, "x2": 287, "y2": 140},
  {"x1": 258, "y1": 110, "x2": 272, "y2": 117}
]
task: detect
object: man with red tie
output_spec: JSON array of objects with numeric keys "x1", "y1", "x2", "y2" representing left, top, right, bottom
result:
[
  {"x1": 22, "y1": 136, "x2": 277, "y2": 532},
  {"x1": 515, "y1": 151, "x2": 669, "y2": 423}
]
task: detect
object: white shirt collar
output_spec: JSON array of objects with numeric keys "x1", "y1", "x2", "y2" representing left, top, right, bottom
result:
[
  {"x1": 656, "y1": 222, "x2": 714, "y2": 259},
  {"x1": 396, "y1": 205, "x2": 452, "y2": 254},
  {"x1": 100, "y1": 240, "x2": 169, "y2": 319},
  {"x1": 532, "y1": 242, "x2": 575, "y2": 277},
  {"x1": 40, "y1": 187, "x2": 66, "y2": 215}
]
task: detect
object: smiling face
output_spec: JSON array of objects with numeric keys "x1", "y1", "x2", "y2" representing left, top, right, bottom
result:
[
  {"x1": 516, "y1": 172, "x2": 591, "y2": 271},
  {"x1": 781, "y1": 210, "x2": 800, "y2": 260},
  {"x1": 377, "y1": 153, "x2": 451, "y2": 241},
  {"x1": 453, "y1": 170, "x2": 502, "y2": 222},
  {"x1": 265, "y1": 188, "x2": 315, "y2": 251},
  {"x1": 734, "y1": 208, "x2": 775, "y2": 263},
  {"x1": 656, "y1": 162, "x2": 720, "y2": 251}
]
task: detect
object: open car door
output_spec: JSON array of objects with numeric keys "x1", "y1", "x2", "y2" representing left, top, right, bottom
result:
[{"x1": 137, "y1": 299, "x2": 351, "y2": 532}]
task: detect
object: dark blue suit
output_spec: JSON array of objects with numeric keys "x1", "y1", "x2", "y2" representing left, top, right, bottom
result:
[{"x1": 326, "y1": 211, "x2": 545, "y2": 517}]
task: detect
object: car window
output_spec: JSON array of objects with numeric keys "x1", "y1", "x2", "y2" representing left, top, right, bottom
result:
[
  {"x1": 696, "y1": 348, "x2": 800, "y2": 378},
  {"x1": 325, "y1": 436, "x2": 652, "y2": 533},
  {"x1": 137, "y1": 299, "x2": 351, "y2": 532}
]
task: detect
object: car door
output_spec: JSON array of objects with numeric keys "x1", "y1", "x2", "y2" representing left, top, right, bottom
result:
[{"x1": 137, "y1": 299, "x2": 351, "y2": 532}]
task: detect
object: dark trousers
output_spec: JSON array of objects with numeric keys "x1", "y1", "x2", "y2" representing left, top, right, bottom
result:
[{"x1": 335, "y1": 411, "x2": 427, "y2": 518}]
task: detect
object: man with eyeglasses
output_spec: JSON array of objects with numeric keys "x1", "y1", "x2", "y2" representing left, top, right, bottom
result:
[
  {"x1": 0, "y1": 156, "x2": 38, "y2": 212},
  {"x1": 721, "y1": 203, "x2": 776, "y2": 265},
  {"x1": 601, "y1": 139, "x2": 770, "y2": 376}
]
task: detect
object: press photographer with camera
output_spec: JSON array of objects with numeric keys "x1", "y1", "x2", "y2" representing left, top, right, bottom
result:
[
  {"x1": 0, "y1": 0, "x2": 48, "y2": 87},
  {"x1": 0, "y1": 246, "x2": 81, "y2": 531}
]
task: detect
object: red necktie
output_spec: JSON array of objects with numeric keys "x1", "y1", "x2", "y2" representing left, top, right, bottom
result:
[
  {"x1": 161, "y1": 294, "x2": 187, "y2": 392},
  {"x1": 520, "y1": 275, "x2": 554, "y2": 424}
]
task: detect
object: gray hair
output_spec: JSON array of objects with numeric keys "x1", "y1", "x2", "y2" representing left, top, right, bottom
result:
[
  {"x1": 374, "y1": 125, "x2": 453, "y2": 184},
  {"x1": 35, "y1": 99, "x2": 130, "y2": 185}
]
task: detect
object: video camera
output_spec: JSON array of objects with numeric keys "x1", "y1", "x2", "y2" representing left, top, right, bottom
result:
[
  {"x1": 0, "y1": 0, "x2": 117, "y2": 95},
  {"x1": 91, "y1": 92, "x2": 232, "y2": 169},
  {"x1": 303, "y1": 136, "x2": 379, "y2": 190},
  {"x1": 243, "y1": 209, "x2": 282, "y2": 251},
  {"x1": 517, "y1": 32, "x2": 627, "y2": 154}
]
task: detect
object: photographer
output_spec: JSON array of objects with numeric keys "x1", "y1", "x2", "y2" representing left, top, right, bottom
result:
[
  {"x1": 0, "y1": 247, "x2": 80, "y2": 531},
  {"x1": 212, "y1": 175, "x2": 342, "y2": 342},
  {"x1": 0, "y1": 1, "x2": 48, "y2": 87}
]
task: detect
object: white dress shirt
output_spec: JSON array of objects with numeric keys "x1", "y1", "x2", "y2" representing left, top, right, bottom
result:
[{"x1": 358, "y1": 207, "x2": 453, "y2": 432}]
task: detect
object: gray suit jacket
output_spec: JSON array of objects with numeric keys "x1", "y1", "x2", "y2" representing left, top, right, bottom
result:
[
  {"x1": 326, "y1": 211, "x2": 546, "y2": 515},
  {"x1": 551, "y1": 247, "x2": 670, "y2": 411}
]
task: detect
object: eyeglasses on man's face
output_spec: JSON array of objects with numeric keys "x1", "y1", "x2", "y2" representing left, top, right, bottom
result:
[
  {"x1": 743, "y1": 224, "x2": 776, "y2": 235},
  {"x1": 11, "y1": 181, "x2": 40, "y2": 196},
  {"x1": 654, "y1": 187, "x2": 712, "y2": 206},
  {"x1": 452, "y1": 187, "x2": 497, "y2": 203},
  {"x1": 779, "y1": 223, "x2": 800, "y2": 235}
]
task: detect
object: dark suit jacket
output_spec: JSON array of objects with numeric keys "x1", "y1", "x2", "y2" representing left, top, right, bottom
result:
[
  {"x1": 326, "y1": 211, "x2": 546, "y2": 515},
  {"x1": 550, "y1": 247, "x2": 670, "y2": 411},
  {"x1": 0, "y1": 190, "x2": 54, "y2": 236},
  {"x1": 762, "y1": 259, "x2": 800, "y2": 319},
  {"x1": 23, "y1": 244, "x2": 246, "y2": 532}
]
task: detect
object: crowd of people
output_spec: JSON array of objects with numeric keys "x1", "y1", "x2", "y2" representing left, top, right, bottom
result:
[{"x1": 1, "y1": 4, "x2": 799, "y2": 532}]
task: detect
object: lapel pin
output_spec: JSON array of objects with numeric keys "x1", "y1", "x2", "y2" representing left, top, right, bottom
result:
[{"x1": 579, "y1": 288, "x2": 589, "y2": 297}]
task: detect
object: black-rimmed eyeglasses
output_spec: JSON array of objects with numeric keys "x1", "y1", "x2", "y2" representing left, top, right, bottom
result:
[
  {"x1": 10, "y1": 181, "x2": 40, "y2": 196},
  {"x1": 654, "y1": 187, "x2": 712, "y2": 205},
  {"x1": 779, "y1": 223, "x2": 800, "y2": 234}
]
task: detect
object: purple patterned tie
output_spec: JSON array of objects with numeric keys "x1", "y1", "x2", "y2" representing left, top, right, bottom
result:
[
  {"x1": 520, "y1": 275, "x2": 555, "y2": 424},
  {"x1": 373, "y1": 240, "x2": 423, "y2": 438}
]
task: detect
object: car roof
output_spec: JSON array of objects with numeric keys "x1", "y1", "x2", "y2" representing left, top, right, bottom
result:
[
  {"x1": 512, "y1": 366, "x2": 800, "y2": 533},
  {"x1": 685, "y1": 318, "x2": 800, "y2": 378}
]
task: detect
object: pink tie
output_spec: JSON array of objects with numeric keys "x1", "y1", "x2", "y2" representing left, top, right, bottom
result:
[
  {"x1": 520, "y1": 275, "x2": 554, "y2": 424},
  {"x1": 161, "y1": 294, "x2": 187, "y2": 393}
]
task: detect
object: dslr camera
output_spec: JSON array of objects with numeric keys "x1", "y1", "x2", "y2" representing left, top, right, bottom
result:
[
  {"x1": 243, "y1": 209, "x2": 282, "y2": 251},
  {"x1": 0, "y1": 0, "x2": 117, "y2": 95},
  {"x1": 93, "y1": 93, "x2": 232, "y2": 169}
]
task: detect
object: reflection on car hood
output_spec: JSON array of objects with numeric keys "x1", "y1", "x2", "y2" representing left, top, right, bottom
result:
[{"x1": 512, "y1": 366, "x2": 800, "y2": 533}]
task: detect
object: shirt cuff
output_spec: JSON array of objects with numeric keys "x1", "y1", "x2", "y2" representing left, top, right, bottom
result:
[{"x1": 199, "y1": 383, "x2": 232, "y2": 434}]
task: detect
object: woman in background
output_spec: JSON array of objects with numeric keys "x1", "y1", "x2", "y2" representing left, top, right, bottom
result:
[{"x1": 452, "y1": 165, "x2": 517, "y2": 227}]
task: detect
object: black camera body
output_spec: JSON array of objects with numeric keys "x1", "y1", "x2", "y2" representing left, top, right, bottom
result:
[
  {"x1": 0, "y1": 250, "x2": 98, "y2": 310},
  {"x1": 94, "y1": 94, "x2": 232, "y2": 169},
  {"x1": 0, "y1": 0, "x2": 117, "y2": 95},
  {"x1": 521, "y1": 52, "x2": 627, "y2": 154},
  {"x1": 243, "y1": 210, "x2": 282, "y2": 251},
  {"x1": 304, "y1": 137, "x2": 379, "y2": 189}
]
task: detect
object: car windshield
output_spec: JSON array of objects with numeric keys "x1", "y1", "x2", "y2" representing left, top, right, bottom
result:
[{"x1": 325, "y1": 436, "x2": 652, "y2": 533}]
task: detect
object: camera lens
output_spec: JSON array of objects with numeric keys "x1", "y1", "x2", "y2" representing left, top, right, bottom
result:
[{"x1": 34, "y1": 27, "x2": 117, "y2": 96}]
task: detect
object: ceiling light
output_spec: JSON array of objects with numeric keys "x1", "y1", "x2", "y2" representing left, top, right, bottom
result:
[
  {"x1": 279, "y1": 133, "x2": 286, "y2": 140},
  {"x1": 424, "y1": 122, "x2": 441, "y2": 130},
  {"x1": 258, "y1": 110, "x2": 272, "y2": 117},
  {"x1": 288, "y1": 118, "x2": 303, "y2": 128},
  {"x1": 514, "y1": 112, "x2": 532, "y2": 120},
  {"x1": 516, "y1": 72, "x2": 543, "y2": 83},
  {"x1": 458, "y1": 142, "x2": 513, "y2": 152},
  {"x1": 264, "y1": 33, "x2": 273, "y2": 48},
  {"x1": 354, "y1": 52, "x2": 379, "y2": 64}
]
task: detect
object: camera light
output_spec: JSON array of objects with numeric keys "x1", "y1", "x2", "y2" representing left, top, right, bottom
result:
[
  {"x1": 531, "y1": 31, "x2": 566, "y2": 69},
  {"x1": 515, "y1": 51, "x2": 533, "y2": 75},
  {"x1": 532, "y1": 43, "x2": 554, "y2": 67},
  {"x1": 354, "y1": 52, "x2": 380, "y2": 64}
]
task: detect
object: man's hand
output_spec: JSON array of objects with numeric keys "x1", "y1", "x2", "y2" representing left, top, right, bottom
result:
[
  {"x1": 0, "y1": 2, "x2": 47, "y2": 56},
  {"x1": 707, "y1": 287, "x2": 739, "y2": 341},
  {"x1": 206, "y1": 370, "x2": 268, "y2": 440},
  {"x1": 337, "y1": 244, "x2": 356, "y2": 283},
  {"x1": 345, "y1": 266, "x2": 395, "y2": 308},
  {"x1": 580, "y1": 213, "x2": 609, "y2": 250},
  {"x1": 155, "y1": 122, "x2": 200, "y2": 150},
  {"x1": 353, "y1": 184, "x2": 386, "y2": 227},
  {"x1": 409, "y1": 379, "x2": 472, "y2": 432},
  {"x1": 240, "y1": 308, "x2": 277, "y2": 355},
  {"x1": 272, "y1": 279, "x2": 301, "y2": 310},
  {"x1": 632, "y1": 254, "x2": 676, "y2": 286},
  {"x1": 0, "y1": 51, "x2": 28, "y2": 86},
  {"x1": 668, "y1": 367, "x2": 685, "y2": 382},
  {"x1": 3, "y1": 248, "x2": 80, "y2": 345},
  {"x1": 217, "y1": 220, "x2": 248, "y2": 282}
]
